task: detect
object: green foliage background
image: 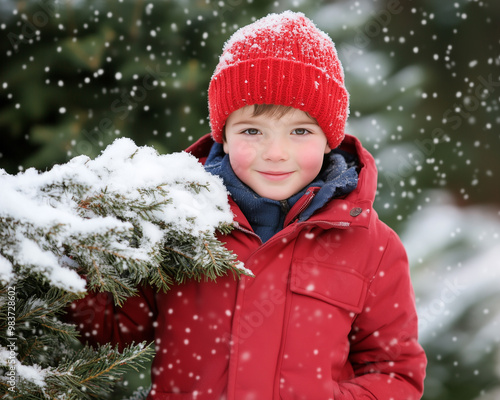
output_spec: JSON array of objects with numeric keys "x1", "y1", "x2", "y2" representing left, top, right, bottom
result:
[{"x1": 1, "y1": 0, "x2": 499, "y2": 399}]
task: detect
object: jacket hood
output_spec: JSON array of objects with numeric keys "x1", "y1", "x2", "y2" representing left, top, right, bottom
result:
[{"x1": 186, "y1": 133, "x2": 378, "y2": 232}]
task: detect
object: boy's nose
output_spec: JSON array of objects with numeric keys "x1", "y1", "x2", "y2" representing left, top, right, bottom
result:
[{"x1": 262, "y1": 136, "x2": 289, "y2": 161}]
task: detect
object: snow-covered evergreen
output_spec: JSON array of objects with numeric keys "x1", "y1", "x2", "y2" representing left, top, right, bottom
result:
[{"x1": 0, "y1": 138, "x2": 249, "y2": 399}]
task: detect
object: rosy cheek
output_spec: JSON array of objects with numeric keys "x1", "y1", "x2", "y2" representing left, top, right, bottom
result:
[
  {"x1": 228, "y1": 142, "x2": 256, "y2": 176},
  {"x1": 297, "y1": 145, "x2": 324, "y2": 174}
]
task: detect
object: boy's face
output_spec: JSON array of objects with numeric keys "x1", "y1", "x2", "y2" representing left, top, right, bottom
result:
[{"x1": 223, "y1": 105, "x2": 331, "y2": 201}]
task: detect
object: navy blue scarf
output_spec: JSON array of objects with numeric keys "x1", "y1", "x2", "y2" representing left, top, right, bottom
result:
[{"x1": 204, "y1": 143, "x2": 358, "y2": 242}]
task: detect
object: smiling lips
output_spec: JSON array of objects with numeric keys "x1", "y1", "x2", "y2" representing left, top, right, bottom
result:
[{"x1": 258, "y1": 171, "x2": 294, "y2": 181}]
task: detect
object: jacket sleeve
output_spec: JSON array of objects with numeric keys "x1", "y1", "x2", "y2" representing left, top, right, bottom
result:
[
  {"x1": 65, "y1": 285, "x2": 158, "y2": 351},
  {"x1": 334, "y1": 230, "x2": 427, "y2": 399}
]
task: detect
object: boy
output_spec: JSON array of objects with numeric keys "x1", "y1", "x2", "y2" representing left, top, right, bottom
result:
[{"x1": 69, "y1": 11, "x2": 427, "y2": 399}]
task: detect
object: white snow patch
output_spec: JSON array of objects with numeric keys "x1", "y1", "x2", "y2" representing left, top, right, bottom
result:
[
  {"x1": 0, "y1": 138, "x2": 236, "y2": 292},
  {"x1": 0, "y1": 254, "x2": 13, "y2": 283},
  {"x1": 0, "y1": 348, "x2": 48, "y2": 387}
]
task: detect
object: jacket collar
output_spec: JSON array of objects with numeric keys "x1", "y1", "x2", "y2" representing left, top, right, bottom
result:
[{"x1": 305, "y1": 134, "x2": 377, "y2": 229}]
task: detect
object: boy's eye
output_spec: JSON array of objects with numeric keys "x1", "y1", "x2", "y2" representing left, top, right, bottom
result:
[
  {"x1": 291, "y1": 128, "x2": 310, "y2": 135},
  {"x1": 242, "y1": 128, "x2": 261, "y2": 135}
]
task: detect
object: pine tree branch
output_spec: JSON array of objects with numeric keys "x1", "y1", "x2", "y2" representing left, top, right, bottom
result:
[
  {"x1": 75, "y1": 244, "x2": 133, "y2": 261},
  {"x1": 79, "y1": 345, "x2": 152, "y2": 384},
  {"x1": 91, "y1": 258, "x2": 105, "y2": 288},
  {"x1": 52, "y1": 342, "x2": 154, "y2": 398}
]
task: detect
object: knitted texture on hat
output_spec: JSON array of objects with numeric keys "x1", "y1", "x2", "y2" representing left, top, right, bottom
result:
[{"x1": 208, "y1": 11, "x2": 349, "y2": 149}]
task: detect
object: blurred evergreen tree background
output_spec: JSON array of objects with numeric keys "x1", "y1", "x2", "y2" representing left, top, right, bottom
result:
[{"x1": 1, "y1": 0, "x2": 499, "y2": 399}]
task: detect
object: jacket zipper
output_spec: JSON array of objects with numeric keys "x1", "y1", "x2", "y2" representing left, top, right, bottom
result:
[{"x1": 283, "y1": 192, "x2": 315, "y2": 227}]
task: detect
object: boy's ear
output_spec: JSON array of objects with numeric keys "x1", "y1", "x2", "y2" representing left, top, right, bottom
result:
[
  {"x1": 222, "y1": 126, "x2": 229, "y2": 154},
  {"x1": 324, "y1": 143, "x2": 332, "y2": 154}
]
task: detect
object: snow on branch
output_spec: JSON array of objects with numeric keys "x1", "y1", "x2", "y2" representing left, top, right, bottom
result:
[{"x1": 0, "y1": 138, "x2": 248, "y2": 302}]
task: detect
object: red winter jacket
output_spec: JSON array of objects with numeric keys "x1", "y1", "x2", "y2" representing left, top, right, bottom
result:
[{"x1": 69, "y1": 134, "x2": 426, "y2": 400}]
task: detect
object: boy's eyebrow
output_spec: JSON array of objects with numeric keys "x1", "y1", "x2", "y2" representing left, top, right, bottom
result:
[
  {"x1": 290, "y1": 120, "x2": 319, "y2": 126},
  {"x1": 229, "y1": 120, "x2": 259, "y2": 126}
]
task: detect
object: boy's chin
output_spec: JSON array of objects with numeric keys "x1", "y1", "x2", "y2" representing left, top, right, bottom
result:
[{"x1": 254, "y1": 189, "x2": 295, "y2": 201}]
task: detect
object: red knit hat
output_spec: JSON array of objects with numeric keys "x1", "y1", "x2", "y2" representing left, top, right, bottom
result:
[{"x1": 208, "y1": 11, "x2": 349, "y2": 149}]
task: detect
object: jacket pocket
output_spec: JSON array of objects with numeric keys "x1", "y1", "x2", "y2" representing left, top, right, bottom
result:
[
  {"x1": 290, "y1": 259, "x2": 368, "y2": 314},
  {"x1": 277, "y1": 260, "x2": 369, "y2": 399}
]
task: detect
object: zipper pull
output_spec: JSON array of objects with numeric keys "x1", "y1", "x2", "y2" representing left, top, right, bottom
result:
[{"x1": 279, "y1": 199, "x2": 290, "y2": 214}]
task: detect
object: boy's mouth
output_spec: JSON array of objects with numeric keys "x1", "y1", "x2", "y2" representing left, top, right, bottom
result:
[{"x1": 258, "y1": 171, "x2": 293, "y2": 181}]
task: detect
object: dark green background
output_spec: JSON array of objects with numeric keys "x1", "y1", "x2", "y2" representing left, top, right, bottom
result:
[{"x1": 1, "y1": 1, "x2": 499, "y2": 399}]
